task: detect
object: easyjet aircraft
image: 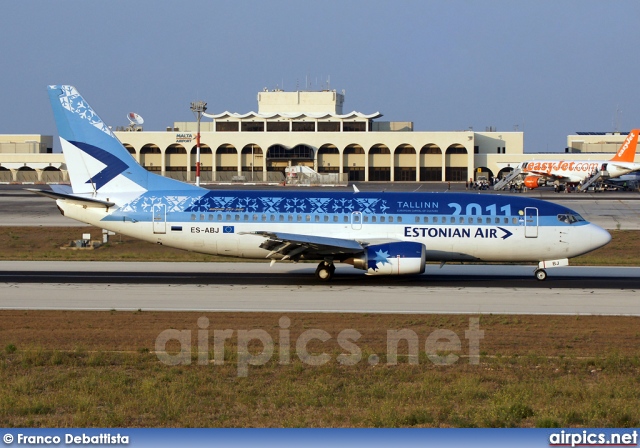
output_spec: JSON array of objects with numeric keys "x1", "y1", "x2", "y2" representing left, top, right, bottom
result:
[
  {"x1": 29, "y1": 86, "x2": 612, "y2": 281},
  {"x1": 518, "y1": 130, "x2": 640, "y2": 189}
]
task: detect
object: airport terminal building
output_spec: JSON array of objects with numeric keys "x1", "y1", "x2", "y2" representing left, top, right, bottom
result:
[{"x1": 0, "y1": 89, "x2": 636, "y2": 184}]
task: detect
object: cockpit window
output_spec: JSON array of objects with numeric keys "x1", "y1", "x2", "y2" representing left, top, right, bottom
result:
[{"x1": 557, "y1": 214, "x2": 585, "y2": 224}]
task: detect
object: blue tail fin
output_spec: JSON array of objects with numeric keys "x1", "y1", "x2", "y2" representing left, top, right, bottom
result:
[{"x1": 48, "y1": 85, "x2": 199, "y2": 196}]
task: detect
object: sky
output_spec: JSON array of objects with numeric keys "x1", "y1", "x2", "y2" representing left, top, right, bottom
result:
[{"x1": 1, "y1": 1, "x2": 638, "y2": 153}]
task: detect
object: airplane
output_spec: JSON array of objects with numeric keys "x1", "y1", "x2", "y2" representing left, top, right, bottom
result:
[
  {"x1": 496, "y1": 129, "x2": 640, "y2": 190},
  {"x1": 29, "y1": 85, "x2": 612, "y2": 281}
]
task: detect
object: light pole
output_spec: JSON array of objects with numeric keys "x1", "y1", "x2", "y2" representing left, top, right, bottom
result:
[{"x1": 190, "y1": 101, "x2": 207, "y2": 186}]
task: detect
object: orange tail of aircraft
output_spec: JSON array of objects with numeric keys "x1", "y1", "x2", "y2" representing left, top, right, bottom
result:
[{"x1": 609, "y1": 129, "x2": 639, "y2": 163}]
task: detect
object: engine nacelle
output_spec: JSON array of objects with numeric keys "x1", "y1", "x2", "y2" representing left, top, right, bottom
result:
[
  {"x1": 523, "y1": 176, "x2": 545, "y2": 189},
  {"x1": 353, "y1": 242, "x2": 426, "y2": 276}
]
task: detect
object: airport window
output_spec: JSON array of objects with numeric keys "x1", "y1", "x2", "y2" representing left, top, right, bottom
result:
[
  {"x1": 241, "y1": 122, "x2": 264, "y2": 132},
  {"x1": 267, "y1": 122, "x2": 289, "y2": 132},
  {"x1": 216, "y1": 122, "x2": 239, "y2": 132},
  {"x1": 318, "y1": 122, "x2": 340, "y2": 132},
  {"x1": 292, "y1": 121, "x2": 315, "y2": 132},
  {"x1": 343, "y1": 122, "x2": 366, "y2": 132},
  {"x1": 191, "y1": 214, "x2": 196, "y2": 221}
]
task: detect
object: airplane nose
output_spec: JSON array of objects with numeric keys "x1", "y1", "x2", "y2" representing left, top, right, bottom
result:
[{"x1": 588, "y1": 224, "x2": 612, "y2": 251}]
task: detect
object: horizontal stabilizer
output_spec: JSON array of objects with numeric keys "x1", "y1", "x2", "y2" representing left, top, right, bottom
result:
[{"x1": 25, "y1": 188, "x2": 115, "y2": 208}]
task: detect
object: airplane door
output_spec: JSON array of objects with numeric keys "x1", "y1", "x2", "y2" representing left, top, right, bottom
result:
[
  {"x1": 351, "y1": 211, "x2": 362, "y2": 230},
  {"x1": 524, "y1": 207, "x2": 538, "y2": 238},
  {"x1": 153, "y1": 204, "x2": 166, "y2": 234}
]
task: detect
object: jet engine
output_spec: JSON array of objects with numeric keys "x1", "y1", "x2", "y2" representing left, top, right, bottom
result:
[
  {"x1": 523, "y1": 176, "x2": 545, "y2": 189},
  {"x1": 352, "y1": 242, "x2": 426, "y2": 276}
]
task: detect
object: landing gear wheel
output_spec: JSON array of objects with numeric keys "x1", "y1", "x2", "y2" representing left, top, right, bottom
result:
[
  {"x1": 315, "y1": 262, "x2": 335, "y2": 281},
  {"x1": 534, "y1": 269, "x2": 547, "y2": 281}
]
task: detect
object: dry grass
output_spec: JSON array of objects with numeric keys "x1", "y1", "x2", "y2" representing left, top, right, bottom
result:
[{"x1": 1, "y1": 311, "x2": 639, "y2": 427}]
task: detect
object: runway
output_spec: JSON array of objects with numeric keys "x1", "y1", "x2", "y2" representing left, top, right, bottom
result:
[{"x1": 1, "y1": 262, "x2": 639, "y2": 315}]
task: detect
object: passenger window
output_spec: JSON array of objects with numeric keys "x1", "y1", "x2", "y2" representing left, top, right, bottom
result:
[
  {"x1": 306, "y1": 215, "x2": 311, "y2": 222},
  {"x1": 234, "y1": 214, "x2": 239, "y2": 221},
  {"x1": 459, "y1": 217, "x2": 464, "y2": 224},
  {"x1": 200, "y1": 214, "x2": 205, "y2": 221},
  {"x1": 398, "y1": 216, "x2": 402, "y2": 223},
  {"x1": 191, "y1": 214, "x2": 196, "y2": 221},
  {"x1": 432, "y1": 216, "x2": 438, "y2": 223},
  {"x1": 363, "y1": 216, "x2": 369, "y2": 223},
  {"x1": 324, "y1": 216, "x2": 329, "y2": 222},
  {"x1": 279, "y1": 215, "x2": 285, "y2": 222},
  {"x1": 389, "y1": 216, "x2": 394, "y2": 223},
  {"x1": 297, "y1": 215, "x2": 302, "y2": 222},
  {"x1": 226, "y1": 214, "x2": 231, "y2": 221},
  {"x1": 217, "y1": 214, "x2": 223, "y2": 221},
  {"x1": 343, "y1": 216, "x2": 349, "y2": 223},
  {"x1": 380, "y1": 216, "x2": 386, "y2": 223},
  {"x1": 270, "y1": 215, "x2": 275, "y2": 222},
  {"x1": 333, "y1": 216, "x2": 339, "y2": 222},
  {"x1": 477, "y1": 217, "x2": 482, "y2": 224},
  {"x1": 315, "y1": 215, "x2": 320, "y2": 222},
  {"x1": 208, "y1": 214, "x2": 214, "y2": 221},
  {"x1": 512, "y1": 217, "x2": 518, "y2": 224},
  {"x1": 262, "y1": 215, "x2": 267, "y2": 222},
  {"x1": 288, "y1": 215, "x2": 293, "y2": 222},
  {"x1": 469, "y1": 217, "x2": 474, "y2": 224},
  {"x1": 450, "y1": 217, "x2": 455, "y2": 224},
  {"x1": 504, "y1": 217, "x2": 508, "y2": 224},
  {"x1": 372, "y1": 216, "x2": 377, "y2": 223},
  {"x1": 423, "y1": 216, "x2": 429, "y2": 223},
  {"x1": 415, "y1": 216, "x2": 420, "y2": 223},
  {"x1": 243, "y1": 215, "x2": 249, "y2": 221}
]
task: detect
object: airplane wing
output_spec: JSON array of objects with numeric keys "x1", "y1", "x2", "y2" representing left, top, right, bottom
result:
[
  {"x1": 25, "y1": 188, "x2": 116, "y2": 208},
  {"x1": 242, "y1": 231, "x2": 366, "y2": 261}
]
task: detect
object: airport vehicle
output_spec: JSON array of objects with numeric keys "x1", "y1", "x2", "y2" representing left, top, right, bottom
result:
[
  {"x1": 31, "y1": 85, "x2": 612, "y2": 281},
  {"x1": 495, "y1": 129, "x2": 640, "y2": 191}
]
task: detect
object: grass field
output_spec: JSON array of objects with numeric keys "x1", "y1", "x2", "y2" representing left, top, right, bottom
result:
[{"x1": 0, "y1": 227, "x2": 639, "y2": 427}]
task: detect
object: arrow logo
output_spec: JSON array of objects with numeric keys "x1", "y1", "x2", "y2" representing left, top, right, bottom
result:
[
  {"x1": 497, "y1": 226, "x2": 513, "y2": 240},
  {"x1": 72, "y1": 141, "x2": 129, "y2": 190}
]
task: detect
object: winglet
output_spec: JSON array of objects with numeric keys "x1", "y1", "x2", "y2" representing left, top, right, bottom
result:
[
  {"x1": 609, "y1": 129, "x2": 639, "y2": 163},
  {"x1": 353, "y1": 184, "x2": 360, "y2": 193}
]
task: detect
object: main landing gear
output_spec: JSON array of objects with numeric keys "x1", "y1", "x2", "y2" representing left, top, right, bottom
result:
[{"x1": 315, "y1": 260, "x2": 336, "y2": 281}]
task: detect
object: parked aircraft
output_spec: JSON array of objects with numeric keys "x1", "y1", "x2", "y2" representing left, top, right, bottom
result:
[
  {"x1": 30, "y1": 85, "x2": 612, "y2": 281},
  {"x1": 495, "y1": 129, "x2": 640, "y2": 191}
]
